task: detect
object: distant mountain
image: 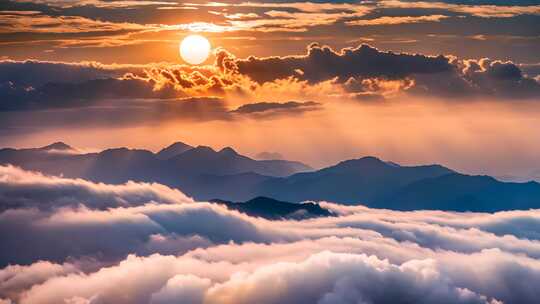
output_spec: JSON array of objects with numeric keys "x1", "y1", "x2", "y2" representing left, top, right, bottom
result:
[
  {"x1": 156, "y1": 142, "x2": 193, "y2": 160},
  {"x1": 2, "y1": 142, "x2": 540, "y2": 212},
  {"x1": 257, "y1": 156, "x2": 454, "y2": 204},
  {"x1": 0, "y1": 141, "x2": 312, "y2": 195},
  {"x1": 0, "y1": 142, "x2": 89, "y2": 177},
  {"x1": 169, "y1": 145, "x2": 312, "y2": 177},
  {"x1": 211, "y1": 196, "x2": 333, "y2": 220},
  {"x1": 253, "y1": 157, "x2": 540, "y2": 211},
  {"x1": 40, "y1": 142, "x2": 75, "y2": 152},
  {"x1": 83, "y1": 148, "x2": 170, "y2": 184},
  {"x1": 379, "y1": 173, "x2": 540, "y2": 212}
]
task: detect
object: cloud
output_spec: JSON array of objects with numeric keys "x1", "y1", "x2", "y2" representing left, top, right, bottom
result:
[
  {"x1": 346, "y1": 15, "x2": 450, "y2": 26},
  {"x1": 232, "y1": 43, "x2": 453, "y2": 84},
  {"x1": 0, "y1": 58, "x2": 245, "y2": 112},
  {"x1": 520, "y1": 63, "x2": 540, "y2": 79},
  {"x1": 224, "y1": 43, "x2": 540, "y2": 99},
  {"x1": 2, "y1": 166, "x2": 540, "y2": 267},
  {"x1": 11, "y1": 248, "x2": 540, "y2": 304},
  {"x1": 0, "y1": 166, "x2": 540, "y2": 303},
  {"x1": 0, "y1": 11, "x2": 149, "y2": 34},
  {"x1": 380, "y1": 0, "x2": 540, "y2": 18},
  {"x1": 1, "y1": 43, "x2": 539, "y2": 115},
  {"x1": 231, "y1": 101, "x2": 321, "y2": 116},
  {"x1": 0, "y1": 261, "x2": 79, "y2": 301},
  {"x1": 205, "y1": 251, "x2": 496, "y2": 304},
  {"x1": 0, "y1": 203, "x2": 271, "y2": 267},
  {"x1": 2, "y1": 0, "x2": 540, "y2": 65},
  {"x1": 0, "y1": 59, "x2": 135, "y2": 88},
  {"x1": 0, "y1": 165, "x2": 280, "y2": 266},
  {"x1": 150, "y1": 274, "x2": 211, "y2": 304},
  {"x1": 0, "y1": 164, "x2": 194, "y2": 211}
]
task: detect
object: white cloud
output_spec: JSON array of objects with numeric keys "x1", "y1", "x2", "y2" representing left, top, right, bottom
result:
[{"x1": 0, "y1": 166, "x2": 539, "y2": 303}]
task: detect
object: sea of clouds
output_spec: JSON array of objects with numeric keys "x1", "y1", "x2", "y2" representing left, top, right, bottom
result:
[{"x1": 1, "y1": 164, "x2": 539, "y2": 303}]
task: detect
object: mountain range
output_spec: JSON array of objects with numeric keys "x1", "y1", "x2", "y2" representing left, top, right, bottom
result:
[{"x1": 1, "y1": 141, "x2": 540, "y2": 212}]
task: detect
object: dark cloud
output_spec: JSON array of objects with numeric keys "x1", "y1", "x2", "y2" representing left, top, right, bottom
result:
[
  {"x1": 0, "y1": 97, "x2": 230, "y2": 134},
  {"x1": 459, "y1": 59, "x2": 540, "y2": 98},
  {"x1": 0, "y1": 77, "x2": 178, "y2": 111},
  {"x1": 0, "y1": 44, "x2": 539, "y2": 122},
  {"x1": 233, "y1": 43, "x2": 453, "y2": 84},
  {"x1": 520, "y1": 63, "x2": 540, "y2": 79},
  {"x1": 0, "y1": 59, "x2": 244, "y2": 113},
  {"x1": 0, "y1": 60, "x2": 236, "y2": 127},
  {"x1": 224, "y1": 43, "x2": 540, "y2": 99},
  {"x1": 231, "y1": 101, "x2": 321, "y2": 115},
  {"x1": 0, "y1": 60, "x2": 131, "y2": 88}
]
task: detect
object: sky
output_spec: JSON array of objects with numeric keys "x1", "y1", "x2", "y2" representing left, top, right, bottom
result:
[
  {"x1": 2, "y1": 2, "x2": 540, "y2": 302},
  {"x1": 1, "y1": 0, "x2": 540, "y2": 178}
]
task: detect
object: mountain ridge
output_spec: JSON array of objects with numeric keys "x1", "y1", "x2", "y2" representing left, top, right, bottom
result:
[{"x1": 1, "y1": 142, "x2": 539, "y2": 212}]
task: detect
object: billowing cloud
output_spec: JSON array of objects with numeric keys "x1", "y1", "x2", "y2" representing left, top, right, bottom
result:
[
  {"x1": 1, "y1": 43, "x2": 539, "y2": 115},
  {"x1": 0, "y1": 164, "x2": 194, "y2": 211},
  {"x1": 231, "y1": 43, "x2": 453, "y2": 84},
  {"x1": 0, "y1": 166, "x2": 540, "y2": 303}
]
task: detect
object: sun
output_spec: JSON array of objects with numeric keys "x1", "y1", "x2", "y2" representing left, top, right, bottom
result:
[{"x1": 179, "y1": 35, "x2": 211, "y2": 65}]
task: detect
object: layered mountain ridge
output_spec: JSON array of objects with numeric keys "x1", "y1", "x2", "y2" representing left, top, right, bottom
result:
[{"x1": 1, "y1": 142, "x2": 539, "y2": 212}]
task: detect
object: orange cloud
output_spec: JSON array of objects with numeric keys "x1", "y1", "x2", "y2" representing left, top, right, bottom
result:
[{"x1": 346, "y1": 15, "x2": 449, "y2": 26}]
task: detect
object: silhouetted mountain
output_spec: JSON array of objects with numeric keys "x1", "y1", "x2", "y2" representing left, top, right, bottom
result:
[
  {"x1": 0, "y1": 142, "x2": 90, "y2": 177},
  {"x1": 211, "y1": 196, "x2": 333, "y2": 219},
  {"x1": 40, "y1": 142, "x2": 74, "y2": 151},
  {"x1": 84, "y1": 148, "x2": 170, "y2": 184},
  {"x1": 169, "y1": 145, "x2": 312, "y2": 177},
  {"x1": 0, "y1": 142, "x2": 311, "y2": 196},
  {"x1": 156, "y1": 142, "x2": 193, "y2": 160},
  {"x1": 2, "y1": 143, "x2": 540, "y2": 212},
  {"x1": 251, "y1": 158, "x2": 540, "y2": 211},
  {"x1": 257, "y1": 156, "x2": 454, "y2": 204},
  {"x1": 378, "y1": 173, "x2": 540, "y2": 212}
]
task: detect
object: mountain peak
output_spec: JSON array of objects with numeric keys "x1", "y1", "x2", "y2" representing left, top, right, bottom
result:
[
  {"x1": 358, "y1": 156, "x2": 384, "y2": 163},
  {"x1": 333, "y1": 156, "x2": 385, "y2": 169},
  {"x1": 193, "y1": 145, "x2": 215, "y2": 153},
  {"x1": 219, "y1": 147, "x2": 238, "y2": 155},
  {"x1": 246, "y1": 196, "x2": 280, "y2": 204},
  {"x1": 40, "y1": 142, "x2": 73, "y2": 151},
  {"x1": 156, "y1": 141, "x2": 193, "y2": 160}
]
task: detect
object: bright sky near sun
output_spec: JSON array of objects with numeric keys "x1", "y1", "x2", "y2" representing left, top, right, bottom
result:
[{"x1": 180, "y1": 35, "x2": 211, "y2": 65}]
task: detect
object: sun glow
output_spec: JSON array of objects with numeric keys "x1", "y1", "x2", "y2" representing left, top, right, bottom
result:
[{"x1": 179, "y1": 34, "x2": 211, "y2": 65}]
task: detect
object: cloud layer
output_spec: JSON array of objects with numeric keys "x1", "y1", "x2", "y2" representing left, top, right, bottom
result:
[
  {"x1": 0, "y1": 165, "x2": 540, "y2": 303},
  {"x1": 2, "y1": 0, "x2": 540, "y2": 63},
  {"x1": 1, "y1": 42, "x2": 538, "y2": 115}
]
